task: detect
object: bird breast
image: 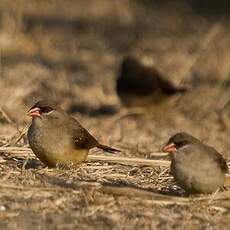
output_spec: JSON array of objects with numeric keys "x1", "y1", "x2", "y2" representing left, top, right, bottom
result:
[{"x1": 28, "y1": 120, "x2": 72, "y2": 158}]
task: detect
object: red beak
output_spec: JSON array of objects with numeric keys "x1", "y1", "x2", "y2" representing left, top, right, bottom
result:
[
  {"x1": 27, "y1": 108, "x2": 41, "y2": 118},
  {"x1": 162, "y1": 143, "x2": 177, "y2": 153}
]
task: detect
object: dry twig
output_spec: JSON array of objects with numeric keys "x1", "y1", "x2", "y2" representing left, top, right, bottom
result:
[
  {"x1": 0, "y1": 106, "x2": 14, "y2": 124},
  {"x1": 99, "y1": 185, "x2": 230, "y2": 204},
  {"x1": 6, "y1": 124, "x2": 30, "y2": 147},
  {"x1": 0, "y1": 146, "x2": 171, "y2": 167},
  {"x1": 88, "y1": 155, "x2": 170, "y2": 167}
]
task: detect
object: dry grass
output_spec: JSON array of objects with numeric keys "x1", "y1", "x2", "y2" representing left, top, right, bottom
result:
[{"x1": 0, "y1": 1, "x2": 230, "y2": 229}]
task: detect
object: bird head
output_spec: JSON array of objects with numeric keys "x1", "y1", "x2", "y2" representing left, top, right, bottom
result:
[
  {"x1": 27, "y1": 100, "x2": 66, "y2": 126},
  {"x1": 121, "y1": 57, "x2": 140, "y2": 74},
  {"x1": 162, "y1": 132, "x2": 200, "y2": 153}
]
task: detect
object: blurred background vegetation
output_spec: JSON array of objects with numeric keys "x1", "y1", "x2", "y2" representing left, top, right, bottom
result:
[{"x1": 0, "y1": 0, "x2": 229, "y2": 151}]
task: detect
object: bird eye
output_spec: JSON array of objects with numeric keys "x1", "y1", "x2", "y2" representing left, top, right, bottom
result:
[
  {"x1": 176, "y1": 140, "x2": 189, "y2": 148},
  {"x1": 40, "y1": 106, "x2": 53, "y2": 113}
]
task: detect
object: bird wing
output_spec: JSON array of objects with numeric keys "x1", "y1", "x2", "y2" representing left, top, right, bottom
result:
[
  {"x1": 68, "y1": 117, "x2": 98, "y2": 150},
  {"x1": 204, "y1": 145, "x2": 228, "y2": 173},
  {"x1": 177, "y1": 143, "x2": 228, "y2": 174}
]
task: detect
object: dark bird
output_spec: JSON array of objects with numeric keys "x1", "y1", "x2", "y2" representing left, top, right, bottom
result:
[
  {"x1": 162, "y1": 132, "x2": 228, "y2": 194},
  {"x1": 27, "y1": 100, "x2": 120, "y2": 167},
  {"x1": 116, "y1": 57, "x2": 187, "y2": 107}
]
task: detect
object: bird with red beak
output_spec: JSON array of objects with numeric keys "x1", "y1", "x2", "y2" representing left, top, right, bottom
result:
[
  {"x1": 27, "y1": 100, "x2": 120, "y2": 167},
  {"x1": 162, "y1": 132, "x2": 228, "y2": 194}
]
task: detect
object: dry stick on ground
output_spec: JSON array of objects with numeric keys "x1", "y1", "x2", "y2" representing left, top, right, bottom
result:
[
  {"x1": 99, "y1": 186, "x2": 189, "y2": 203},
  {"x1": 0, "y1": 147, "x2": 30, "y2": 157},
  {"x1": 99, "y1": 186, "x2": 230, "y2": 204},
  {"x1": 0, "y1": 106, "x2": 21, "y2": 132},
  {"x1": 0, "y1": 146, "x2": 170, "y2": 167},
  {"x1": 0, "y1": 107, "x2": 14, "y2": 124},
  {"x1": 0, "y1": 106, "x2": 24, "y2": 144},
  {"x1": 149, "y1": 152, "x2": 169, "y2": 157},
  {"x1": 6, "y1": 123, "x2": 30, "y2": 147},
  {"x1": 88, "y1": 155, "x2": 170, "y2": 167}
]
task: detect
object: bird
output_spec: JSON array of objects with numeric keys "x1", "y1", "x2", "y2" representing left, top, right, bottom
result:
[
  {"x1": 27, "y1": 100, "x2": 120, "y2": 167},
  {"x1": 162, "y1": 132, "x2": 228, "y2": 194},
  {"x1": 116, "y1": 57, "x2": 187, "y2": 107}
]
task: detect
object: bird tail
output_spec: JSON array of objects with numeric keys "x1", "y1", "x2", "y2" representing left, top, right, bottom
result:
[
  {"x1": 97, "y1": 144, "x2": 121, "y2": 153},
  {"x1": 161, "y1": 80, "x2": 188, "y2": 95},
  {"x1": 224, "y1": 176, "x2": 230, "y2": 187}
]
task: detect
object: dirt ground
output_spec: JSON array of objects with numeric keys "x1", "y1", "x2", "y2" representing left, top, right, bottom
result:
[{"x1": 0, "y1": 1, "x2": 230, "y2": 229}]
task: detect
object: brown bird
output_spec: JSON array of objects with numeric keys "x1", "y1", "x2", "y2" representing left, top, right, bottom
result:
[
  {"x1": 162, "y1": 132, "x2": 228, "y2": 194},
  {"x1": 27, "y1": 100, "x2": 120, "y2": 167},
  {"x1": 116, "y1": 57, "x2": 187, "y2": 107}
]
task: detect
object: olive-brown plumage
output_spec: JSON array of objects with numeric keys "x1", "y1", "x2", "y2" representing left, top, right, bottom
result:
[
  {"x1": 162, "y1": 132, "x2": 228, "y2": 194},
  {"x1": 116, "y1": 57, "x2": 187, "y2": 107},
  {"x1": 27, "y1": 100, "x2": 120, "y2": 167}
]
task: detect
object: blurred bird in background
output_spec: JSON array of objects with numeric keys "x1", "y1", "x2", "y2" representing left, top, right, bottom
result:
[{"x1": 116, "y1": 56, "x2": 187, "y2": 108}]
